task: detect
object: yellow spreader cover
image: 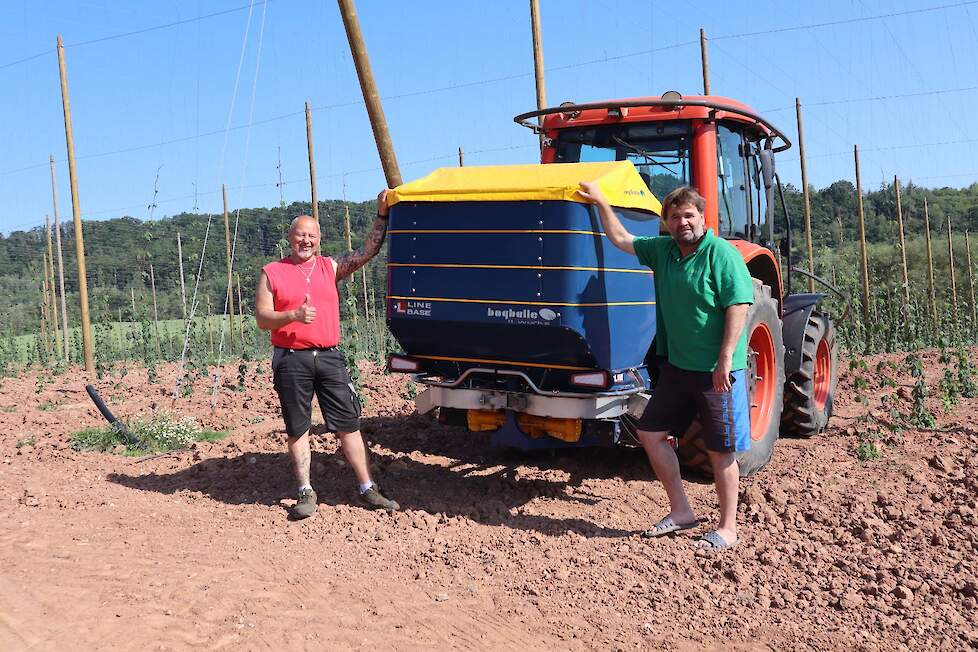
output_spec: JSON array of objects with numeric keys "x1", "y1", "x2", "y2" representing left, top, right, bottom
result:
[{"x1": 388, "y1": 161, "x2": 661, "y2": 215}]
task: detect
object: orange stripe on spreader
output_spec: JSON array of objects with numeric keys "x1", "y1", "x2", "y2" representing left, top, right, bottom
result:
[
  {"x1": 412, "y1": 354, "x2": 591, "y2": 371},
  {"x1": 388, "y1": 229, "x2": 605, "y2": 236},
  {"x1": 386, "y1": 295, "x2": 655, "y2": 307},
  {"x1": 387, "y1": 263, "x2": 653, "y2": 275}
]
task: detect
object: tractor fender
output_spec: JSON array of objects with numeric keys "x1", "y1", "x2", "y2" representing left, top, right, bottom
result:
[{"x1": 781, "y1": 293, "x2": 826, "y2": 376}]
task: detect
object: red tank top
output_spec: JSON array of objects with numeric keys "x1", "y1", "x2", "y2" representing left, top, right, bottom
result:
[{"x1": 263, "y1": 256, "x2": 341, "y2": 349}]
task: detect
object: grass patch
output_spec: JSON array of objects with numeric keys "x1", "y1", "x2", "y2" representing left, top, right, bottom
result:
[
  {"x1": 15, "y1": 435, "x2": 36, "y2": 448},
  {"x1": 71, "y1": 412, "x2": 226, "y2": 455},
  {"x1": 37, "y1": 401, "x2": 59, "y2": 412}
]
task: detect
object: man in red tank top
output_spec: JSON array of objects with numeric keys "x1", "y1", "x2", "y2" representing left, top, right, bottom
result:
[{"x1": 255, "y1": 189, "x2": 398, "y2": 519}]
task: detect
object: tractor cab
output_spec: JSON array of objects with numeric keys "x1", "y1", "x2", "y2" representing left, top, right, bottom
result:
[{"x1": 515, "y1": 93, "x2": 791, "y2": 298}]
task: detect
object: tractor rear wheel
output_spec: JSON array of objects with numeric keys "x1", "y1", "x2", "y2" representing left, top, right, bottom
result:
[
  {"x1": 676, "y1": 279, "x2": 785, "y2": 477},
  {"x1": 781, "y1": 310, "x2": 838, "y2": 437}
]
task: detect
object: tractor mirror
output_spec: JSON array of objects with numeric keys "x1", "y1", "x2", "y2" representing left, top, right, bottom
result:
[{"x1": 760, "y1": 147, "x2": 775, "y2": 190}]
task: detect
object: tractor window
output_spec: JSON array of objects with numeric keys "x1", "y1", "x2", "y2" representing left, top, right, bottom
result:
[
  {"x1": 555, "y1": 122, "x2": 691, "y2": 200},
  {"x1": 716, "y1": 124, "x2": 750, "y2": 239}
]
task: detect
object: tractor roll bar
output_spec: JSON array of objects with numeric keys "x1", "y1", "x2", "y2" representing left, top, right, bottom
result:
[{"x1": 514, "y1": 98, "x2": 792, "y2": 152}]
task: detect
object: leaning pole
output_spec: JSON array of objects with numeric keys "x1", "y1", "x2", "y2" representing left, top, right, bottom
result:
[{"x1": 336, "y1": 0, "x2": 402, "y2": 187}]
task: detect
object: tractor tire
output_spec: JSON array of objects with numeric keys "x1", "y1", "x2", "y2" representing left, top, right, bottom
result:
[
  {"x1": 676, "y1": 279, "x2": 786, "y2": 477},
  {"x1": 781, "y1": 310, "x2": 838, "y2": 437}
]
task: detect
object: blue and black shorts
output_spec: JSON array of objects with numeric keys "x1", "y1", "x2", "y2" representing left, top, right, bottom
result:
[
  {"x1": 272, "y1": 347, "x2": 361, "y2": 437},
  {"x1": 636, "y1": 361, "x2": 751, "y2": 453}
]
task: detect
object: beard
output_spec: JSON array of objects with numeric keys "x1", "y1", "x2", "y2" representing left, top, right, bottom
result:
[{"x1": 671, "y1": 225, "x2": 705, "y2": 244}]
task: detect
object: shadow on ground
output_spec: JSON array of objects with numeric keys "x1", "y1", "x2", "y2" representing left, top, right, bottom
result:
[{"x1": 107, "y1": 414, "x2": 659, "y2": 537}]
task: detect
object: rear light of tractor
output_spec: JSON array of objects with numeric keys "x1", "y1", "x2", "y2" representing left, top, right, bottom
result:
[
  {"x1": 569, "y1": 370, "x2": 609, "y2": 388},
  {"x1": 387, "y1": 355, "x2": 421, "y2": 373}
]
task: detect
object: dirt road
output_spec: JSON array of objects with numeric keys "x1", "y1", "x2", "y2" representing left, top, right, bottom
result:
[{"x1": 1, "y1": 351, "x2": 975, "y2": 650}]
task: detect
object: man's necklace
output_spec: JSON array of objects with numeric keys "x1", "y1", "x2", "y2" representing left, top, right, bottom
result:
[{"x1": 296, "y1": 256, "x2": 317, "y2": 283}]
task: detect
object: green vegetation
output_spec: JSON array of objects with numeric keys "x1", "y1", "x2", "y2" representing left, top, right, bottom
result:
[{"x1": 70, "y1": 412, "x2": 224, "y2": 455}]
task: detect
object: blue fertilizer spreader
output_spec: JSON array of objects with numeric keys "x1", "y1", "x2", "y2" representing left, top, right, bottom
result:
[{"x1": 384, "y1": 161, "x2": 662, "y2": 450}]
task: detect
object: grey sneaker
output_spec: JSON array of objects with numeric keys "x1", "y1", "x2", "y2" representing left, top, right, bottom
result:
[
  {"x1": 358, "y1": 485, "x2": 399, "y2": 511},
  {"x1": 291, "y1": 487, "x2": 317, "y2": 519}
]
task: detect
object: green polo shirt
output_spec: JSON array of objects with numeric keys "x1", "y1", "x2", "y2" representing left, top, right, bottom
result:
[{"x1": 633, "y1": 229, "x2": 754, "y2": 372}]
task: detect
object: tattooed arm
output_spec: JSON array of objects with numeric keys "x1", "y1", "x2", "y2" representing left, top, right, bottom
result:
[{"x1": 333, "y1": 188, "x2": 391, "y2": 282}]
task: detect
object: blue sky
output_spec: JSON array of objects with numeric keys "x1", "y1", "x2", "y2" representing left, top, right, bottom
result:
[{"x1": 2, "y1": 0, "x2": 978, "y2": 234}]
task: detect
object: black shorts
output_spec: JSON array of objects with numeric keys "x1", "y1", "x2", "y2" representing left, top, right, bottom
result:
[
  {"x1": 636, "y1": 361, "x2": 751, "y2": 453},
  {"x1": 272, "y1": 347, "x2": 361, "y2": 437}
]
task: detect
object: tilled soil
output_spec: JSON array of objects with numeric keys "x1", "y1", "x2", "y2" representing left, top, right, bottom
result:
[{"x1": 0, "y1": 349, "x2": 976, "y2": 650}]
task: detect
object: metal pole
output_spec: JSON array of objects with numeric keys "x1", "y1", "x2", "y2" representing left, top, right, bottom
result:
[
  {"x1": 305, "y1": 101, "x2": 319, "y2": 221},
  {"x1": 337, "y1": 0, "x2": 402, "y2": 187},
  {"x1": 458, "y1": 147, "x2": 465, "y2": 167},
  {"x1": 50, "y1": 156, "x2": 70, "y2": 363},
  {"x1": 177, "y1": 232, "x2": 187, "y2": 319},
  {"x1": 947, "y1": 216, "x2": 958, "y2": 323},
  {"x1": 45, "y1": 215, "x2": 59, "y2": 352},
  {"x1": 923, "y1": 198, "x2": 938, "y2": 330},
  {"x1": 795, "y1": 98, "x2": 815, "y2": 293},
  {"x1": 893, "y1": 176, "x2": 910, "y2": 305},
  {"x1": 222, "y1": 184, "x2": 235, "y2": 349},
  {"x1": 854, "y1": 145, "x2": 871, "y2": 322},
  {"x1": 530, "y1": 0, "x2": 546, "y2": 149},
  {"x1": 56, "y1": 35, "x2": 94, "y2": 372},
  {"x1": 699, "y1": 28, "x2": 711, "y2": 95},
  {"x1": 966, "y1": 230, "x2": 976, "y2": 326}
]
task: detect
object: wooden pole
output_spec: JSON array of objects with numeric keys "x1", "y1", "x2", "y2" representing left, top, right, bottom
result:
[
  {"x1": 458, "y1": 147, "x2": 465, "y2": 167},
  {"x1": 699, "y1": 28, "x2": 711, "y2": 95},
  {"x1": 362, "y1": 262, "x2": 371, "y2": 323},
  {"x1": 337, "y1": 0, "x2": 403, "y2": 187},
  {"x1": 236, "y1": 272, "x2": 244, "y2": 341},
  {"x1": 305, "y1": 101, "x2": 319, "y2": 221},
  {"x1": 50, "y1": 156, "x2": 70, "y2": 362},
  {"x1": 44, "y1": 215, "x2": 59, "y2": 352},
  {"x1": 795, "y1": 98, "x2": 815, "y2": 293},
  {"x1": 343, "y1": 206, "x2": 358, "y2": 325},
  {"x1": 947, "y1": 216, "x2": 958, "y2": 323},
  {"x1": 177, "y1": 232, "x2": 187, "y2": 319},
  {"x1": 56, "y1": 34, "x2": 94, "y2": 372},
  {"x1": 40, "y1": 256, "x2": 51, "y2": 355},
  {"x1": 149, "y1": 263, "x2": 161, "y2": 357},
  {"x1": 222, "y1": 184, "x2": 235, "y2": 349},
  {"x1": 893, "y1": 176, "x2": 911, "y2": 305},
  {"x1": 923, "y1": 198, "x2": 938, "y2": 330},
  {"x1": 530, "y1": 0, "x2": 546, "y2": 149},
  {"x1": 130, "y1": 287, "x2": 136, "y2": 319},
  {"x1": 966, "y1": 230, "x2": 976, "y2": 325},
  {"x1": 854, "y1": 145, "x2": 871, "y2": 322}
]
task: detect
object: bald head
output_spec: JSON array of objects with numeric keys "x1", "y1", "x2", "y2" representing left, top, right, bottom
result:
[
  {"x1": 289, "y1": 215, "x2": 320, "y2": 236},
  {"x1": 287, "y1": 214, "x2": 321, "y2": 262}
]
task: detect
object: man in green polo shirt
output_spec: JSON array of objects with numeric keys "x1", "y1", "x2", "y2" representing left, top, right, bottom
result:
[{"x1": 577, "y1": 183, "x2": 754, "y2": 550}]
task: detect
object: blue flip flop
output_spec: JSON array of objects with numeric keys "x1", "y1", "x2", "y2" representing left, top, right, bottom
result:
[{"x1": 640, "y1": 516, "x2": 699, "y2": 538}]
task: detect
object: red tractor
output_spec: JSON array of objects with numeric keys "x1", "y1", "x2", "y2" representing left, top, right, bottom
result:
[{"x1": 511, "y1": 92, "x2": 839, "y2": 474}]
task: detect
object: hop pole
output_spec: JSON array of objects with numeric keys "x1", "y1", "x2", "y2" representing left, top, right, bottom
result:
[
  {"x1": 923, "y1": 198, "x2": 938, "y2": 331},
  {"x1": 50, "y1": 156, "x2": 70, "y2": 363},
  {"x1": 893, "y1": 177, "x2": 911, "y2": 305},
  {"x1": 796, "y1": 99, "x2": 815, "y2": 293},
  {"x1": 853, "y1": 145, "x2": 871, "y2": 323},
  {"x1": 56, "y1": 35, "x2": 94, "y2": 371}
]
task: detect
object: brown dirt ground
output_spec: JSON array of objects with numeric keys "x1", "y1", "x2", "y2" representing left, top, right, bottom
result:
[{"x1": 0, "y1": 349, "x2": 976, "y2": 650}]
